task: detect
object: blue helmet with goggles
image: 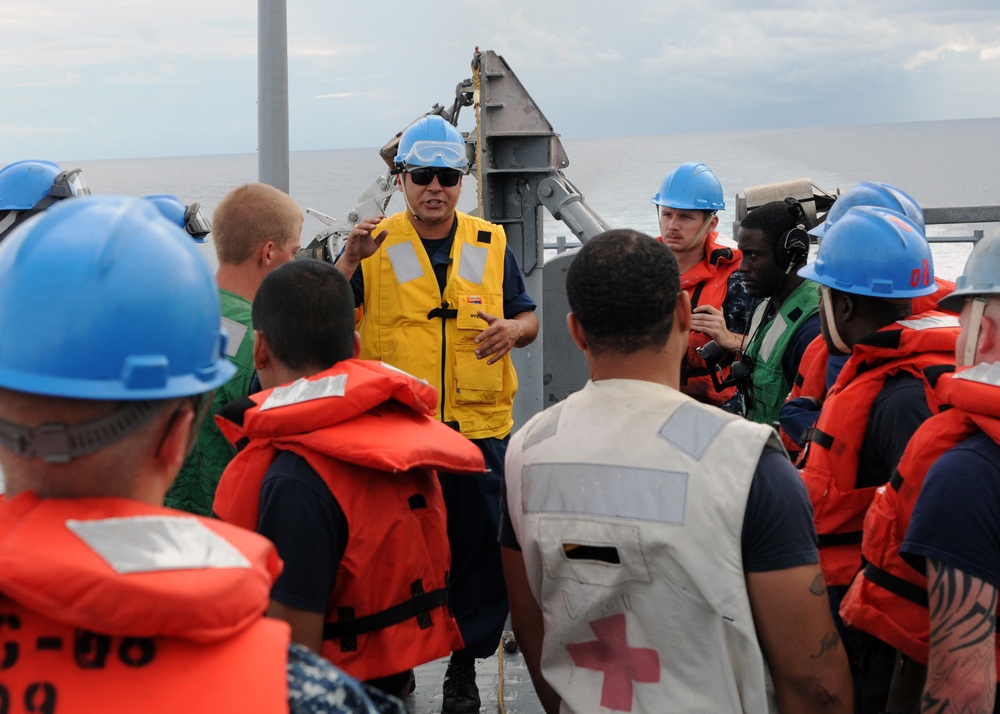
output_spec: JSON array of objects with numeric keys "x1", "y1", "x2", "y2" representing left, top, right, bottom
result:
[
  {"x1": 145, "y1": 194, "x2": 212, "y2": 242},
  {"x1": 0, "y1": 160, "x2": 90, "y2": 211},
  {"x1": 394, "y1": 115, "x2": 469, "y2": 172},
  {"x1": 0, "y1": 160, "x2": 92, "y2": 241},
  {"x1": 0, "y1": 195, "x2": 235, "y2": 463}
]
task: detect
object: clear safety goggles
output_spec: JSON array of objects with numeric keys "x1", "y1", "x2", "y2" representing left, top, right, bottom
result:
[
  {"x1": 49, "y1": 169, "x2": 91, "y2": 199},
  {"x1": 397, "y1": 140, "x2": 469, "y2": 172},
  {"x1": 183, "y1": 202, "x2": 211, "y2": 238}
]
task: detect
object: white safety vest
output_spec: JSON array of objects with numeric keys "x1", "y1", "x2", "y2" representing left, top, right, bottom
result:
[{"x1": 506, "y1": 379, "x2": 779, "y2": 713}]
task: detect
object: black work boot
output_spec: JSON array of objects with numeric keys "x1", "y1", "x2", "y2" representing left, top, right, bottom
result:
[{"x1": 442, "y1": 655, "x2": 480, "y2": 713}]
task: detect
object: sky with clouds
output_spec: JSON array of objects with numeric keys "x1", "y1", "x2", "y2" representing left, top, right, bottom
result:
[{"x1": 2, "y1": 1, "x2": 999, "y2": 162}]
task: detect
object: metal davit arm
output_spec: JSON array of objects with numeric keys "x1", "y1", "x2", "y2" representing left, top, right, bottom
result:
[{"x1": 471, "y1": 49, "x2": 609, "y2": 277}]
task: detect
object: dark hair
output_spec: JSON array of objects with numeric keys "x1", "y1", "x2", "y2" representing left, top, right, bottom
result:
[
  {"x1": 740, "y1": 200, "x2": 803, "y2": 246},
  {"x1": 566, "y1": 229, "x2": 680, "y2": 355},
  {"x1": 252, "y1": 260, "x2": 356, "y2": 371},
  {"x1": 741, "y1": 199, "x2": 812, "y2": 269}
]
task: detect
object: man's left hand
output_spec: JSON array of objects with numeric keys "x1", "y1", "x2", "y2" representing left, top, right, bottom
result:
[
  {"x1": 475, "y1": 311, "x2": 523, "y2": 365},
  {"x1": 692, "y1": 305, "x2": 743, "y2": 352}
]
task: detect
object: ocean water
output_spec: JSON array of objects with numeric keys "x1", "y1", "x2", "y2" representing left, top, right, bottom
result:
[{"x1": 61, "y1": 117, "x2": 1000, "y2": 280}]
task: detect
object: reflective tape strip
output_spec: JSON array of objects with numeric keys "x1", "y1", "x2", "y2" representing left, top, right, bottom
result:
[
  {"x1": 955, "y1": 361, "x2": 1000, "y2": 388},
  {"x1": 745, "y1": 301, "x2": 769, "y2": 346},
  {"x1": 523, "y1": 409, "x2": 560, "y2": 450},
  {"x1": 522, "y1": 463, "x2": 687, "y2": 524},
  {"x1": 458, "y1": 244, "x2": 488, "y2": 285},
  {"x1": 67, "y1": 516, "x2": 250, "y2": 574},
  {"x1": 387, "y1": 242, "x2": 424, "y2": 284},
  {"x1": 897, "y1": 315, "x2": 960, "y2": 331},
  {"x1": 220, "y1": 317, "x2": 248, "y2": 358},
  {"x1": 658, "y1": 401, "x2": 727, "y2": 460},
  {"x1": 757, "y1": 310, "x2": 789, "y2": 364},
  {"x1": 260, "y1": 374, "x2": 347, "y2": 411}
]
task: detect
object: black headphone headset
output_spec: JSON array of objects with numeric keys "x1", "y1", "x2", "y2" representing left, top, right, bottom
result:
[{"x1": 775, "y1": 197, "x2": 810, "y2": 271}]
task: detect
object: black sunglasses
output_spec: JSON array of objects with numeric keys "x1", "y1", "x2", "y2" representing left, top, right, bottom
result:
[{"x1": 407, "y1": 167, "x2": 462, "y2": 187}]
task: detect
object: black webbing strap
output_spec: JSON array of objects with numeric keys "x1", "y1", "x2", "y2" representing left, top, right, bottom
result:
[
  {"x1": 689, "y1": 282, "x2": 706, "y2": 310},
  {"x1": 801, "y1": 426, "x2": 835, "y2": 450},
  {"x1": 427, "y1": 306, "x2": 458, "y2": 320},
  {"x1": 323, "y1": 583, "x2": 450, "y2": 648},
  {"x1": 817, "y1": 531, "x2": 863, "y2": 548},
  {"x1": 863, "y1": 562, "x2": 928, "y2": 608}
]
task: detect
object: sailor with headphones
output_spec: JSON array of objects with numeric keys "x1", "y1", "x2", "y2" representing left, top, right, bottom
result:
[{"x1": 736, "y1": 198, "x2": 821, "y2": 426}]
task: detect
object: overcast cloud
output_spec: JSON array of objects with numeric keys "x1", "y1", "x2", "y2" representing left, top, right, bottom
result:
[{"x1": 1, "y1": 0, "x2": 998, "y2": 161}]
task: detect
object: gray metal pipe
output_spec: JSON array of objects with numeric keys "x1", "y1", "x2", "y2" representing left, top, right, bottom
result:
[{"x1": 258, "y1": 0, "x2": 290, "y2": 192}]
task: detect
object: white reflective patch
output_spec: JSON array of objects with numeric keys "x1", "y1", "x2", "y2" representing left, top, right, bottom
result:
[
  {"x1": 67, "y1": 516, "x2": 250, "y2": 574},
  {"x1": 523, "y1": 463, "x2": 687, "y2": 524},
  {"x1": 745, "y1": 301, "x2": 769, "y2": 346},
  {"x1": 260, "y1": 374, "x2": 347, "y2": 411},
  {"x1": 458, "y1": 244, "x2": 488, "y2": 285},
  {"x1": 898, "y1": 315, "x2": 960, "y2": 331},
  {"x1": 757, "y1": 311, "x2": 790, "y2": 363},
  {"x1": 658, "y1": 401, "x2": 727, "y2": 460},
  {"x1": 955, "y1": 361, "x2": 1000, "y2": 388},
  {"x1": 220, "y1": 317, "x2": 248, "y2": 358},
  {"x1": 523, "y1": 405, "x2": 562, "y2": 450},
  {"x1": 387, "y1": 242, "x2": 424, "y2": 284}
]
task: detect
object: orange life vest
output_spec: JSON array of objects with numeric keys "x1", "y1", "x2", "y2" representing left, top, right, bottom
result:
[
  {"x1": 657, "y1": 232, "x2": 743, "y2": 406},
  {"x1": 213, "y1": 359, "x2": 484, "y2": 682},
  {"x1": 840, "y1": 366, "x2": 1000, "y2": 670},
  {"x1": 799, "y1": 313, "x2": 959, "y2": 586},
  {"x1": 0, "y1": 492, "x2": 289, "y2": 713},
  {"x1": 780, "y1": 334, "x2": 829, "y2": 461},
  {"x1": 921, "y1": 277, "x2": 957, "y2": 316}
]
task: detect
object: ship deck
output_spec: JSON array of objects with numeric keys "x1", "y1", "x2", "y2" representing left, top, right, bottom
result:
[{"x1": 406, "y1": 642, "x2": 542, "y2": 713}]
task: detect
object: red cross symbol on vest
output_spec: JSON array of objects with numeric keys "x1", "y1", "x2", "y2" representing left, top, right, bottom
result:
[{"x1": 565, "y1": 613, "x2": 661, "y2": 711}]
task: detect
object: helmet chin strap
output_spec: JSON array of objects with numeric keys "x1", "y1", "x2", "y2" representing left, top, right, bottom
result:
[
  {"x1": 687, "y1": 214, "x2": 714, "y2": 252},
  {"x1": 398, "y1": 174, "x2": 423, "y2": 223},
  {"x1": 961, "y1": 297, "x2": 989, "y2": 367},
  {"x1": 820, "y1": 285, "x2": 851, "y2": 355}
]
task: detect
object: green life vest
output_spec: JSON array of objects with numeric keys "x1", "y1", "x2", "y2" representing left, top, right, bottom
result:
[{"x1": 744, "y1": 281, "x2": 820, "y2": 426}]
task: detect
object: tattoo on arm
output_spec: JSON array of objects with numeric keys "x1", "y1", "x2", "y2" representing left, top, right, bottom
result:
[
  {"x1": 810, "y1": 630, "x2": 840, "y2": 660},
  {"x1": 922, "y1": 559, "x2": 997, "y2": 713},
  {"x1": 809, "y1": 573, "x2": 828, "y2": 597}
]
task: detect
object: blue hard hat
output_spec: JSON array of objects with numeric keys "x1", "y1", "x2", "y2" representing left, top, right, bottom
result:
[
  {"x1": 810, "y1": 182, "x2": 923, "y2": 239},
  {"x1": 938, "y1": 233, "x2": 1000, "y2": 312},
  {"x1": 0, "y1": 159, "x2": 90, "y2": 211},
  {"x1": 798, "y1": 205, "x2": 936, "y2": 298},
  {"x1": 651, "y1": 162, "x2": 725, "y2": 211},
  {"x1": 0, "y1": 195, "x2": 235, "y2": 400},
  {"x1": 394, "y1": 115, "x2": 469, "y2": 171},
  {"x1": 144, "y1": 194, "x2": 211, "y2": 243}
]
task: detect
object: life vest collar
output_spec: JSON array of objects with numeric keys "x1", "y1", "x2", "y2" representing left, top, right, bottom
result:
[
  {"x1": 219, "y1": 359, "x2": 438, "y2": 442},
  {"x1": 0, "y1": 493, "x2": 279, "y2": 643}
]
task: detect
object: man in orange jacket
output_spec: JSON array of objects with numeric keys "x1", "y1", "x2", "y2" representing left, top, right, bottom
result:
[
  {"x1": 652, "y1": 162, "x2": 757, "y2": 414},
  {"x1": 796, "y1": 205, "x2": 959, "y2": 714},
  {"x1": 0, "y1": 196, "x2": 401, "y2": 713},
  {"x1": 214, "y1": 259, "x2": 486, "y2": 701},
  {"x1": 847, "y1": 233, "x2": 1000, "y2": 714}
]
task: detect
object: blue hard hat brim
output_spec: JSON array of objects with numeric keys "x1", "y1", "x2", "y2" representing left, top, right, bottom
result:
[
  {"x1": 0, "y1": 361, "x2": 237, "y2": 401},
  {"x1": 798, "y1": 261, "x2": 939, "y2": 298}
]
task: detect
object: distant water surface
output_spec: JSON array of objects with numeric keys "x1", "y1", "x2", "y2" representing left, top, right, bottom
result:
[{"x1": 63, "y1": 117, "x2": 1000, "y2": 280}]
